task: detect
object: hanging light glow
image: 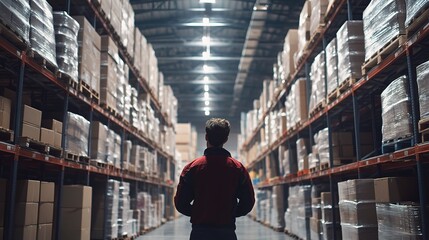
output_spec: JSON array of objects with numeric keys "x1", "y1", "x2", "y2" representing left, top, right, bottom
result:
[
  {"x1": 204, "y1": 85, "x2": 209, "y2": 92},
  {"x1": 205, "y1": 100, "x2": 210, "y2": 106},
  {"x1": 203, "y1": 17, "x2": 210, "y2": 26},
  {"x1": 203, "y1": 76, "x2": 209, "y2": 83},
  {"x1": 202, "y1": 51, "x2": 210, "y2": 59},
  {"x1": 204, "y1": 92, "x2": 209, "y2": 100},
  {"x1": 205, "y1": 110, "x2": 210, "y2": 116},
  {"x1": 202, "y1": 36, "x2": 211, "y2": 45}
]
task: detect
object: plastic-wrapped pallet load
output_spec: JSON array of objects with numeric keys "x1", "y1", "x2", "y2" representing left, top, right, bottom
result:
[
  {"x1": 29, "y1": 0, "x2": 57, "y2": 68},
  {"x1": 311, "y1": 185, "x2": 330, "y2": 240},
  {"x1": 363, "y1": 0, "x2": 406, "y2": 61},
  {"x1": 338, "y1": 179, "x2": 378, "y2": 240},
  {"x1": 53, "y1": 12, "x2": 79, "y2": 82},
  {"x1": 295, "y1": 0, "x2": 312, "y2": 68},
  {"x1": 118, "y1": 182, "x2": 132, "y2": 237},
  {"x1": 283, "y1": 29, "x2": 299, "y2": 80},
  {"x1": 100, "y1": 36, "x2": 119, "y2": 112},
  {"x1": 91, "y1": 179, "x2": 119, "y2": 239},
  {"x1": 376, "y1": 203, "x2": 423, "y2": 239},
  {"x1": 380, "y1": 76, "x2": 412, "y2": 142},
  {"x1": 337, "y1": 21, "x2": 365, "y2": 85},
  {"x1": 405, "y1": 0, "x2": 429, "y2": 26},
  {"x1": 120, "y1": 0, "x2": 135, "y2": 55},
  {"x1": 116, "y1": 58, "x2": 127, "y2": 117},
  {"x1": 297, "y1": 138, "x2": 309, "y2": 172},
  {"x1": 309, "y1": 51, "x2": 326, "y2": 114},
  {"x1": 90, "y1": 121, "x2": 111, "y2": 162},
  {"x1": 321, "y1": 192, "x2": 342, "y2": 240},
  {"x1": 270, "y1": 186, "x2": 285, "y2": 230},
  {"x1": 285, "y1": 78, "x2": 308, "y2": 130},
  {"x1": 314, "y1": 128, "x2": 330, "y2": 166},
  {"x1": 65, "y1": 112, "x2": 90, "y2": 157},
  {"x1": 416, "y1": 60, "x2": 429, "y2": 119},
  {"x1": 326, "y1": 38, "x2": 338, "y2": 94},
  {"x1": 285, "y1": 185, "x2": 312, "y2": 239},
  {"x1": 0, "y1": 0, "x2": 31, "y2": 43},
  {"x1": 309, "y1": 0, "x2": 328, "y2": 38}
]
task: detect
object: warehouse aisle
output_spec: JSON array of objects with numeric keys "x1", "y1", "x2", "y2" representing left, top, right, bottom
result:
[{"x1": 137, "y1": 216, "x2": 291, "y2": 240}]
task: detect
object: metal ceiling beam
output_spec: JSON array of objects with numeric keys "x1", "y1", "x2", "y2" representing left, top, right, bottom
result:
[
  {"x1": 150, "y1": 40, "x2": 282, "y2": 48},
  {"x1": 157, "y1": 56, "x2": 274, "y2": 61}
]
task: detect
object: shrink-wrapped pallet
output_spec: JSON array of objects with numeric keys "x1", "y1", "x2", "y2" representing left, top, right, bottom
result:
[
  {"x1": 286, "y1": 78, "x2": 308, "y2": 129},
  {"x1": 286, "y1": 185, "x2": 312, "y2": 239},
  {"x1": 309, "y1": 51, "x2": 326, "y2": 114},
  {"x1": 337, "y1": 21, "x2": 365, "y2": 85},
  {"x1": 326, "y1": 38, "x2": 338, "y2": 94},
  {"x1": 0, "y1": 0, "x2": 31, "y2": 43},
  {"x1": 310, "y1": 0, "x2": 328, "y2": 38},
  {"x1": 376, "y1": 203, "x2": 423, "y2": 239},
  {"x1": 363, "y1": 0, "x2": 406, "y2": 61},
  {"x1": 282, "y1": 29, "x2": 299, "y2": 79},
  {"x1": 53, "y1": 12, "x2": 79, "y2": 82},
  {"x1": 297, "y1": 138, "x2": 309, "y2": 171},
  {"x1": 380, "y1": 76, "x2": 412, "y2": 142},
  {"x1": 295, "y1": 1, "x2": 312, "y2": 68},
  {"x1": 30, "y1": 0, "x2": 57, "y2": 68},
  {"x1": 416, "y1": 60, "x2": 429, "y2": 119},
  {"x1": 65, "y1": 112, "x2": 90, "y2": 156},
  {"x1": 405, "y1": 0, "x2": 429, "y2": 26}
]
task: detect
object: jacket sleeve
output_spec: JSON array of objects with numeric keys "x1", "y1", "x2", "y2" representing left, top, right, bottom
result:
[
  {"x1": 174, "y1": 164, "x2": 194, "y2": 216},
  {"x1": 235, "y1": 167, "x2": 255, "y2": 217}
]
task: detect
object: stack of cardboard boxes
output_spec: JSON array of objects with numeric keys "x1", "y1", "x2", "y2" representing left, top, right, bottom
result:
[
  {"x1": 309, "y1": 0, "x2": 328, "y2": 38},
  {"x1": 100, "y1": 35, "x2": 119, "y2": 112},
  {"x1": 37, "y1": 182, "x2": 55, "y2": 240},
  {"x1": 14, "y1": 180, "x2": 40, "y2": 240},
  {"x1": 282, "y1": 29, "x2": 298, "y2": 81},
  {"x1": 91, "y1": 180, "x2": 119, "y2": 239},
  {"x1": 41, "y1": 119, "x2": 62, "y2": 148},
  {"x1": 60, "y1": 185, "x2": 92, "y2": 240},
  {"x1": 22, "y1": 105, "x2": 42, "y2": 141},
  {"x1": 309, "y1": 51, "x2": 326, "y2": 114},
  {"x1": 0, "y1": 96, "x2": 11, "y2": 130},
  {"x1": 285, "y1": 78, "x2": 308, "y2": 131},
  {"x1": 175, "y1": 123, "x2": 197, "y2": 162},
  {"x1": 294, "y1": 0, "x2": 311, "y2": 68},
  {"x1": 320, "y1": 192, "x2": 341, "y2": 240}
]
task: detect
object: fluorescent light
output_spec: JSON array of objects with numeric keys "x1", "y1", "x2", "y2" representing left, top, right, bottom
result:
[
  {"x1": 203, "y1": 17, "x2": 210, "y2": 26},
  {"x1": 203, "y1": 64, "x2": 212, "y2": 73},
  {"x1": 203, "y1": 76, "x2": 209, "y2": 83},
  {"x1": 205, "y1": 110, "x2": 210, "y2": 116},
  {"x1": 202, "y1": 36, "x2": 211, "y2": 45},
  {"x1": 200, "y1": 0, "x2": 215, "y2": 3},
  {"x1": 204, "y1": 92, "x2": 209, "y2": 100},
  {"x1": 204, "y1": 85, "x2": 209, "y2": 92},
  {"x1": 205, "y1": 100, "x2": 210, "y2": 106},
  {"x1": 204, "y1": 107, "x2": 209, "y2": 111},
  {"x1": 202, "y1": 51, "x2": 210, "y2": 59}
]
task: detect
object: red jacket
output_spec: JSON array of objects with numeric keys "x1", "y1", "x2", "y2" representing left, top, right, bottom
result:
[{"x1": 174, "y1": 147, "x2": 255, "y2": 229}]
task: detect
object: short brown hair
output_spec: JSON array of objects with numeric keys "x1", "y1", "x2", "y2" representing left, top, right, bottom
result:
[{"x1": 205, "y1": 118, "x2": 230, "y2": 147}]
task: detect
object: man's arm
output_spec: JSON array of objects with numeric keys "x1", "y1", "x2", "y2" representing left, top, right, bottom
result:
[
  {"x1": 236, "y1": 167, "x2": 255, "y2": 217},
  {"x1": 174, "y1": 165, "x2": 194, "y2": 216}
]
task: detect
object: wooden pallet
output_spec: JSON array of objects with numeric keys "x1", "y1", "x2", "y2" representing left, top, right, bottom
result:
[
  {"x1": 27, "y1": 49, "x2": 58, "y2": 74},
  {"x1": 406, "y1": 4, "x2": 429, "y2": 36},
  {"x1": 48, "y1": 145, "x2": 63, "y2": 158},
  {"x1": 100, "y1": 103, "x2": 121, "y2": 118},
  {"x1": 287, "y1": 121, "x2": 303, "y2": 134},
  {"x1": 327, "y1": 78, "x2": 356, "y2": 103},
  {"x1": 307, "y1": 25, "x2": 325, "y2": 51},
  {"x1": 284, "y1": 230, "x2": 301, "y2": 239},
  {"x1": 90, "y1": 159, "x2": 107, "y2": 168},
  {"x1": 361, "y1": 35, "x2": 407, "y2": 75},
  {"x1": 0, "y1": 127, "x2": 14, "y2": 142},
  {"x1": 422, "y1": 129, "x2": 429, "y2": 143},
  {"x1": 57, "y1": 71, "x2": 77, "y2": 85},
  {"x1": 78, "y1": 155, "x2": 90, "y2": 165},
  {"x1": 418, "y1": 117, "x2": 429, "y2": 133},
  {"x1": 18, "y1": 137, "x2": 49, "y2": 154},
  {"x1": 0, "y1": 21, "x2": 28, "y2": 50},
  {"x1": 382, "y1": 137, "x2": 413, "y2": 154},
  {"x1": 320, "y1": 162, "x2": 330, "y2": 171},
  {"x1": 78, "y1": 80, "x2": 93, "y2": 100},
  {"x1": 64, "y1": 151, "x2": 79, "y2": 162},
  {"x1": 309, "y1": 100, "x2": 326, "y2": 118},
  {"x1": 325, "y1": 0, "x2": 341, "y2": 20},
  {"x1": 309, "y1": 166, "x2": 319, "y2": 174}
]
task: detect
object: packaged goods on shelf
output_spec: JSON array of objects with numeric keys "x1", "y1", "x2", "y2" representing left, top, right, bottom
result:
[
  {"x1": 60, "y1": 185, "x2": 92, "y2": 240},
  {"x1": 280, "y1": 147, "x2": 298, "y2": 176},
  {"x1": 363, "y1": 0, "x2": 406, "y2": 61},
  {"x1": 376, "y1": 203, "x2": 423, "y2": 239},
  {"x1": 120, "y1": 0, "x2": 135, "y2": 55},
  {"x1": 116, "y1": 58, "x2": 126, "y2": 117},
  {"x1": 110, "y1": 0, "x2": 122, "y2": 40},
  {"x1": 321, "y1": 192, "x2": 341, "y2": 240},
  {"x1": 337, "y1": 21, "x2": 365, "y2": 84},
  {"x1": 65, "y1": 112, "x2": 90, "y2": 157},
  {"x1": 15, "y1": 180, "x2": 40, "y2": 240},
  {"x1": 416, "y1": 60, "x2": 429, "y2": 119},
  {"x1": 100, "y1": 50, "x2": 119, "y2": 112},
  {"x1": 74, "y1": 16, "x2": 101, "y2": 94},
  {"x1": 91, "y1": 180, "x2": 119, "y2": 239},
  {"x1": 118, "y1": 182, "x2": 134, "y2": 237},
  {"x1": 97, "y1": 0, "x2": 111, "y2": 19},
  {"x1": 282, "y1": 29, "x2": 299, "y2": 80},
  {"x1": 309, "y1": 51, "x2": 326, "y2": 114},
  {"x1": 29, "y1": 0, "x2": 57, "y2": 68},
  {"x1": 338, "y1": 179, "x2": 377, "y2": 240},
  {"x1": 405, "y1": 0, "x2": 429, "y2": 26},
  {"x1": 295, "y1": 0, "x2": 312, "y2": 68},
  {"x1": 285, "y1": 185, "x2": 312, "y2": 239},
  {"x1": 374, "y1": 177, "x2": 418, "y2": 203},
  {"x1": 285, "y1": 78, "x2": 308, "y2": 130},
  {"x1": 0, "y1": 0, "x2": 31, "y2": 43},
  {"x1": 148, "y1": 44, "x2": 159, "y2": 98},
  {"x1": 297, "y1": 138, "x2": 309, "y2": 171},
  {"x1": 326, "y1": 38, "x2": 338, "y2": 94},
  {"x1": 134, "y1": 28, "x2": 143, "y2": 72},
  {"x1": 310, "y1": 185, "x2": 330, "y2": 240},
  {"x1": 314, "y1": 128, "x2": 329, "y2": 166},
  {"x1": 0, "y1": 96, "x2": 11, "y2": 130},
  {"x1": 42, "y1": 119, "x2": 62, "y2": 148},
  {"x1": 381, "y1": 76, "x2": 412, "y2": 142},
  {"x1": 90, "y1": 121, "x2": 121, "y2": 167},
  {"x1": 309, "y1": 0, "x2": 328, "y2": 38},
  {"x1": 53, "y1": 11, "x2": 79, "y2": 82},
  {"x1": 273, "y1": 54, "x2": 283, "y2": 86},
  {"x1": 271, "y1": 186, "x2": 286, "y2": 230},
  {"x1": 22, "y1": 105, "x2": 42, "y2": 140}
]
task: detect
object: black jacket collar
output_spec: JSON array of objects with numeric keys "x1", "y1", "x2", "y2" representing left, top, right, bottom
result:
[{"x1": 204, "y1": 147, "x2": 231, "y2": 157}]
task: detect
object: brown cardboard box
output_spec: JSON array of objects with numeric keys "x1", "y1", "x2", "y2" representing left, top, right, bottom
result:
[
  {"x1": 54, "y1": 132, "x2": 62, "y2": 148},
  {"x1": 348, "y1": 179, "x2": 375, "y2": 201},
  {"x1": 341, "y1": 202, "x2": 377, "y2": 225},
  {"x1": 37, "y1": 223, "x2": 52, "y2": 240},
  {"x1": 0, "y1": 96, "x2": 11, "y2": 129},
  {"x1": 23, "y1": 105, "x2": 42, "y2": 127},
  {"x1": 40, "y1": 182, "x2": 55, "y2": 203},
  {"x1": 321, "y1": 192, "x2": 332, "y2": 206},
  {"x1": 38, "y1": 203, "x2": 54, "y2": 224},
  {"x1": 60, "y1": 207, "x2": 91, "y2": 229},
  {"x1": 310, "y1": 217, "x2": 321, "y2": 234},
  {"x1": 374, "y1": 177, "x2": 418, "y2": 203},
  {"x1": 0, "y1": 179, "x2": 6, "y2": 202},
  {"x1": 15, "y1": 203, "x2": 38, "y2": 226},
  {"x1": 42, "y1": 119, "x2": 63, "y2": 133},
  {"x1": 338, "y1": 181, "x2": 349, "y2": 201},
  {"x1": 60, "y1": 227, "x2": 90, "y2": 240},
  {"x1": 176, "y1": 133, "x2": 191, "y2": 144},
  {"x1": 176, "y1": 123, "x2": 192, "y2": 135},
  {"x1": 40, "y1": 128, "x2": 55, "y2": 145},
  {"x1": 100, "y1": 35, "x2": 118, "y2": 58},
  {"x1": 14, "y1": 225, "x2": 37, "y2": 240},
  {"x1": 17, "y1": 180, "x2": 40, "y2": 203},
  {"x1": 61, "y1": 185, "x2": 92, "y2": 208},
  {"x1": 332, "y1": 132, "x2": 353, "y2": 146},
  {"x1": 22, "y1": 123, "x2": 41, "y2": 140}
]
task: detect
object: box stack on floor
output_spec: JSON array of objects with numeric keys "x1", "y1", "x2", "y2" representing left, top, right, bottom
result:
[
  {"x1": 320, "y1": 192, "x2": 341, "y2": 240},
  {"x1": 175, "y1": 123, "x2": 197, "y2": 163},
  {"x1": 37, "y1": 181, "x2": 55, "y2": 240},
  {"x1": 14, "y1": 180, "x2": 39, "y2": 240},
  {"x1": 285, "y1": 185, "x2": 312, "y2": 239},
  {"x1": 310, "y1": 185, "x2": 329, "y2": 240}
]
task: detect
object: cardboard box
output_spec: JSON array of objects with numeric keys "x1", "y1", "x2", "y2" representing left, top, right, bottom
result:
[
  {"x1": 40, "y1": 182, "x2": 55, "y2": 203},
  {"x1": 60, "y1": 227, "x2": 90, "y2": 240},
  {"x1": 40, "y1": 128, "x2": 55, "y2": 145},
  {"x1": 60, "y1": 207, "x2": 91, "y2": 229},
  {"x1": 321, "y1": 192, "x2": 332, "y2": 206},
  {"x1": 54, "y1": 132, "x2": 62, "y2": 148},
  {"x1": 15, "y1": 203, "x2": 38, "y2": 226},
  {"x1": 332, "y1": 132, "x2": 353, "y2": 146},
  {"x1": 176, "y1": 133, "x2": 191, "y2": 144},
  {"x1": 22, "y1": 123, "x2": 41, "y2": 140},
  {"x1": 14, "y1": 225, "x2": 37, "y2": 240},
  {"x1": 374, "y1": 177, "x2": 418, "y2": 203},
  {"x1": 176, "y1": 123, "x2": 191, "y2": 135},
  {"x1": 42, "y1": 119, "x2": 63, "y2": 133},
  {"x1": 61, "y1": 185, "x2": 92, "y2": 208},
  {"x1": 0, "y1": 96, "x2": 11, "y2": 129},
  {"x1": 310, "y1": 217, "x2": 321, "y2": 234},
  {"x1": 101, "y1": 35, "x2": 118, "y2": 58},
  {"x1": 340, "y1": 202, "x2": 377, "y2": 225},
  {"x1": 17, "y1": 180, "x2": 40, "y2": 203},
  {"x1": 38, "y1": 203, "x2": 54, "y2": 224},
  {"x1": 348, "y1": 179, "x2": 375, "y2": 201},
  {"x1": 37, "y1": 223, "x2": 52, "y2": 240},
  {"x1": 23, "y1": 105, "x2": 42, "y2": 127}
]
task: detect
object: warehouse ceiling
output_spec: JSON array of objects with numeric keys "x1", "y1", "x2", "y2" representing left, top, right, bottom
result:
[{"x1": 131, "y1": 0, "x2": 305, "y2": 130}]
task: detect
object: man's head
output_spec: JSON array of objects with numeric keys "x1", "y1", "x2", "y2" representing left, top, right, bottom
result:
[{"x1": 205, "y1": 118, "x2": 230, "y2": 147}]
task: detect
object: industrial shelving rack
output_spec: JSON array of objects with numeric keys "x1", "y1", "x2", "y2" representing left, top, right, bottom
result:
[
  {"x1": 241, "y1": 0, "x2": 429, "y2": 239},
  {"x1": 0, "y1": 0, "x2": 177, "y2": 240}
]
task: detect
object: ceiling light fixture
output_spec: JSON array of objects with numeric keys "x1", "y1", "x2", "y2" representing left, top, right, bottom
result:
[
  {"x1": 202, "y1": 51, "x2": 210, "y2": 59},
  {"x1": 205, "y1": 110, "x2": 210, "y2": 116},
  {"x1": 200, "y1": 0, "x2": 215, "y2": 3},
  {"x1": 203, "y1": 64, "x2": 212, "y2": 73},
  {"x1": 204, "y1": 92, "x2": 209, "y2": 100},
  {"x1": 204, "y1": 85, "x2": 209, "y2": 92},
  {"x1": 203, "y1": 76, "x2": 209, "y2": 82},
  {"x1": 205, "y1": 100, "x2": 210, "y2": 106},
  {"x1": 203, "y1": 17, "x2": 210, "y2": 26},
  {"x1": 202, "y1": 36, "x2": 211, "y2": 45}
]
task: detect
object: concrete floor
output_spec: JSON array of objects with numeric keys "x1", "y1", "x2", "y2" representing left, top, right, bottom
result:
[{"x1": 137, "y1": 216, "x2": 293, "y2": 240}]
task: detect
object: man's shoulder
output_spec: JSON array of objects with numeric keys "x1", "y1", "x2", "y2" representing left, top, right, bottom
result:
[{"x1": 227, "y1": 156, "x2": 246, "y2": 169}]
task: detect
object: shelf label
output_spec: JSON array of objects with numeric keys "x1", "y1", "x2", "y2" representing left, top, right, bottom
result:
[{"x1": 6, "y1": 146, "x2": 12, "y2": 151}]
